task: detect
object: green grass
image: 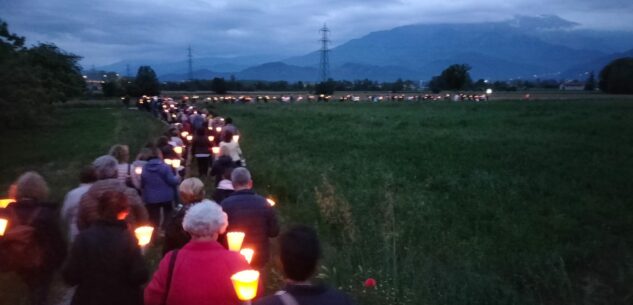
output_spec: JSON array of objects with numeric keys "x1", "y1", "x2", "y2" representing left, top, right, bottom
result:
[
  {"x1": 213, "y1": 100, "x2": 633, "y2": 305},
  {"x1": 0, "y1": 104, "x2": 166, "y2": 305}
]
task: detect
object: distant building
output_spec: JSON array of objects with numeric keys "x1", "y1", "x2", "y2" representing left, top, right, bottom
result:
[
  {"x1": 559, "y1": 81, "x2": 584, "y2": 91},
  {"x1": 86, "y1": 79, "x2": 104, "y2": 93}
]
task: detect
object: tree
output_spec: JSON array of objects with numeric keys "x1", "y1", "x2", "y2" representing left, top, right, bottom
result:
[
  {"x1": 134, "y1": 66, "x2": 160, "y2": 96},
  {"x1": 1, "y1": 20, "x2": 85, "y2": 126},
  {"x1": 314, "y1": 79, "x2": 335, "y2": 95},
  {"x1": 599, "y1": 58, "x2": 633, "y2": 94},
  {"x1": 428, "y1": 64, "x2": 472, "y2": 92},
  {"x1": 211, "y1": 77, "x2": 228, "y2": 94}
]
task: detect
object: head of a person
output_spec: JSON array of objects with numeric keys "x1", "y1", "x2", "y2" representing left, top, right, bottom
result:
[
  {"x1": 222, "y1": 166, "x2": 235, "y2": 181},
  {"x1": 231, "y1": 167, "x2": 252, "y2": 191},
  {"x1": 156, "y1": 136, "x2": 170, "y2": 148},
  {"x1": 93, "y1": 155, "x2": 119, "y2": 180},
  {"x1": 147, "y1": 147, "x2": 163, "y2": 160},
  {"x1": 280, "y1": 225, "x2": 322, "y2": 282},
  {"x1": 79, "y1": 166, "x2": 98, "y2": 184},
  {"x1": 182, "y1": 201, "x2": 228, "y2": 240},
  {"x1": 109, "y1": 144, "x2": 130, "y2": 163},
  {"x1": 97, "y1": 190, "x2": 130, "y2": 221},
  {"x1": 169, "y1": 127, "x2": 179, "y2": 137},
  {"x1": 223, "y1": 130, "x2": 234, "y2": 143},
  {"x1": 195, "y1": 128, "x2": 205, "y2": 137},
  {"x1": 15, "y1": 171, "x2": 49, "y2": 202},
  {"x1": 136, "y1": 148, "x2": 154, "y2": 161},
  {"x1": 225, "y1": 117, "x2": 233, "y2": 125},
  {"x1": 179, "y1": 177, "x2": 205, "y2": 204}
]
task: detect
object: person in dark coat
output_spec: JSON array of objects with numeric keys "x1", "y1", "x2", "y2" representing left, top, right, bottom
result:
[
  {"x1": 254, "y1": 225, "x2": 355, "y2": 305},
  {"x1": 63, "y1": 190, "x2": 149, "y2": 305},
  {"x1": 210, "y1": 155, "x2": 235, "y2": 187},
  {"x1": 0, "y1": 172, "x2": 67, "y2": 305},
  {"x1": 219, "y1": 167, "x2": 279, "y2": 269},
  {"x1": 192, "y1": 129, "x2": 212, "y2": 177}
]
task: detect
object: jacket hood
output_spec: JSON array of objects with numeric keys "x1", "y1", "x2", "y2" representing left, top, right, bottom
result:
[{"x1": 145, "y1": 158, "x2": 166, "y2": 172}]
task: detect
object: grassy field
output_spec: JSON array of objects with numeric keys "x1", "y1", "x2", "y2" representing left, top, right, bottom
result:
[
  {"x1": 0, "y1": 104, "x2": 166, "y2": 305},
  {"x1": 213, "y1": 99, "x2": 633, "y2": 305}
]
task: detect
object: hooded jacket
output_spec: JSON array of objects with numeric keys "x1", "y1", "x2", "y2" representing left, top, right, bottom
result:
[{"x1": 141, "y1": 158, "x2": 180, "y2": 204}]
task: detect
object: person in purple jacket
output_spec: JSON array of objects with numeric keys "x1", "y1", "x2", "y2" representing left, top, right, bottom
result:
[{"x1": 140, "y1": 147, "x2": 180, "y2": 232}]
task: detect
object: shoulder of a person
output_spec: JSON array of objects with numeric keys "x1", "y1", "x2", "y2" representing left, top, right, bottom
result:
[{"x1": 253, "y1": 294, "x2": 282, "y2": 305}]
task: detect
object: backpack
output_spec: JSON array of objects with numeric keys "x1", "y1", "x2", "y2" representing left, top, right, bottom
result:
[{"x1": 1, "y1": 207, "x2": 44, "y2": 271}]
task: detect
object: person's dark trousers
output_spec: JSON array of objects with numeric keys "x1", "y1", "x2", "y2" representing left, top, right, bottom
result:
[
  {"x1": 146, "y1": 201, "x2": 173, "y2": 232},
  {"x1": 22, "y1": 272, "x2": 54, "y2": 305},
  {"x1": 196, "y1": 156, "x2": 210, "y2": 177}
]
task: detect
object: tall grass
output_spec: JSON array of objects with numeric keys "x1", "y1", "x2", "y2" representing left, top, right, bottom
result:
[{"x1": 215, "y1": 100, "x2": 633, "y2": 305}]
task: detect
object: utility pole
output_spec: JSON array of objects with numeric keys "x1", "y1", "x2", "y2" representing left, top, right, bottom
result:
[
  {"x1": 319, "y1": 24, "x2": 330, "y2": 83},
  {"x1": 187, "y1": 45, "x2": 193, "y2": 81},
  {"x1": 126, "y1": 64, "x2": 131, "y2": 78}
]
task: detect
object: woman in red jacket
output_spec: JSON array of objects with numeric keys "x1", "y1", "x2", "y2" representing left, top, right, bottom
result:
[{"x1": 145, "y1": 200, "x2": 250, "y2": 305}]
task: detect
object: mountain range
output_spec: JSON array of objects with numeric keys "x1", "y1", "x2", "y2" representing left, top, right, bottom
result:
[{"x1": 98, "y1": 15, "x2": 633, "y2": 82}]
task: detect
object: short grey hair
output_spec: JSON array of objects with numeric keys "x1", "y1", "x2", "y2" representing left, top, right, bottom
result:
[
  {"x1": 93, "y1": 155, "x2": 119, "y2": 179},
  {"x1": 231, "y1": 167, "x2": 251, "y2": 188},
  {"x1": 179, "y1": 177, "x2": 205, "y2": 204},
  {"x1": 182, "y1": 200, "x2": 228, "y2": 237}
]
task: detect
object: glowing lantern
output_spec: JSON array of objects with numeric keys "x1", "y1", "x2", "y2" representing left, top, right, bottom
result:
[
  {"x1": 211, "y1": 146, "x2": 220, "y2": 155},
  {"x1": 216, "y1": 127, "x2": 222, "y2": 133},
  {"x1": 266, "y1": 198, "x2": 276, "y2": 207},
  {"x1": 0, "y1": 218, "x2": 7, "y2": 236},
  {"x1": 240, "y1": 248, "x2": 255, "y2": 264},
  {"x1": 233, "y1": 135, "x2": 240, "y2": 143},
  {"x1": 172, "y1": 159, "x2": 181, "y2": 168},
  {"x1": 134, "y1": 226, "x2": 154, "y2": 246},
  {"x1": 134, "y1": 167, "x2": 143, "y2": 175},
  {"x1": 227, "y1": 232, "x2": 245, "y2": 251},
  {"x1": 181, "y1": 131, "x2": 189, "y2": 138},
  {"x1": 231, "y1": 270, "x2": 260, "y2": 301},
  {"x1": 186, "y1": 135, "x2": 193, "y2": 141},
  {"x1": 174, "y1": 146, "x2": 183, "y2": 155},
  {"x1": 208, "y1": 136, "x2": 214, "y2": 142},
  {"x1": 164, "y1": 158, "x2": 173, "y2": 166},
  {"x1": 486, "y1": 88, "x2": 493, "y2": 95},
  {"x1": 0, "y1": 199, "x2": 14, "y2": 208}
]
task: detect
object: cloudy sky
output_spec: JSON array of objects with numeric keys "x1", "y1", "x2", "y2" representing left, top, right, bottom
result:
[{"x1": 1, "y1": 0, "x2": 632, "y2": 67}]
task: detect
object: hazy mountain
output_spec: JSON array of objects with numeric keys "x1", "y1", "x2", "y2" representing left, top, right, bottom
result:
[
  {"x1": 563, "y1": 49, "x2": 633, "y2": 79},
  {"x1": 100, "y1": 15, "x2": 633, "y2": 82}
]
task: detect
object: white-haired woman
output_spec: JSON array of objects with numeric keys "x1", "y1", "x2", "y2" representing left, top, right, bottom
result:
[
  {"x1": 145, "y1": 201, "x2": 250, "y2": 305},
  {"x1": 162, "y1": 177, "x2": 206, "y2": 255}
]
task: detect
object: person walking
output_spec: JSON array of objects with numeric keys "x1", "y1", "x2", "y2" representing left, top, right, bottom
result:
[
  {"x1": 254, "y1": 226, "x2": 355, "y2": 305},
  {"x1": 145, "y1": 201, "x2": 250, "y2": 305},
  {"x1": 77, "y1": 156, "x2": 148, "y2": 231},
  {"x1": 61, "y1": 166, "x2": 98, "y2": 242},
  {"x1": 192, "y1": 129, "x2": 212, "y2": 177},
  {"x1": 141, "y1": 147, "x2": 180, "y2": 232},
  {"x1": 0, "y1": 172, "x2": 67, "y2": 305},
  {"x1": 63, "y1": 191, "x2": 149, "y2": 305},
  {"x1": 163, "y1": 177, "x2": 207, "y2": 255},
  {"x1": 220, "y1": 167, "x2": 279, "y2": 271}
]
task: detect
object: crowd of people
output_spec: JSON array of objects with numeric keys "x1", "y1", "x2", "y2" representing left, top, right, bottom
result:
[{"x1": 0, "y1": 99, "x2": 354, "y2": 305}]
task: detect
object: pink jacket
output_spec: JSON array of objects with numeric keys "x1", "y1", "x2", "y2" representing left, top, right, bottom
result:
[{"x1": 145, "y1": 241, "x2": 250, "y2": 305}]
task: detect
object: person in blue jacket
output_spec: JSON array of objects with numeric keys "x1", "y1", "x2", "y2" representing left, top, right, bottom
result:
[{"x1": 140, "y1": 147, "x2": 180, "y2": 232}]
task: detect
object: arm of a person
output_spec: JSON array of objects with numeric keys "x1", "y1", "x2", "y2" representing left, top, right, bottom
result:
[
  {"x1": 76, "y1": 195, "x2": 90, "y2": 231},
  {"x1": 144, "y1": 252, "x2": 172, "y2": 305},
  {"x1": 62, "y1": 235, "x2": 84, "y2": 286},
  {"x1": 164, "y1": 166, "x2": 181, "y2": 186}
]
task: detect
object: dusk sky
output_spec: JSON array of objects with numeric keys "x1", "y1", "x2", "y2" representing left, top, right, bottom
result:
[{"x1": 1, "y1": 0, "x2": 632, "y2": 67}]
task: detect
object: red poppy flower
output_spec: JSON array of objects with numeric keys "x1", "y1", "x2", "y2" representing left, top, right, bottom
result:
[{"x1": 364, "y1": 278, "x2": 377, "y2": 288}]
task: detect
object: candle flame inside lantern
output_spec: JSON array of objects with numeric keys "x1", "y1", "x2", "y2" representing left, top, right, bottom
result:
[
  {"x1": 174, "y1": 146, "x2": 183, "y2": 155},
  {"x1": 0, "y1": 198, "x2": 14, "y2": 208},
  {"x1": 134, "y1": 226, "x2": 154, "y2": 246},
  {"x1": 186, "y1": 135, "x2": 193, "y2": 141},
  {"x1": 266, "y1": 198, "x2": 276, "y2": 207},
  {"x1": 181, "y1": 131, "x2": 189, "y2": 138},
  {"x1": 171, "y1": 159, "x2": 181, "y2": 168},
  {"x1": 231, "y1": 270, "x2": 260, "y2": 301},
  {"x1": 164, "y1": 159, "x2": 173, "y2": 165},
  {"x1": 0, "y1": 218, "x2": 8, "y2": 236},
  {"x1": 208, "y1": 136, "x2": 214, "y2": 142},
  {"x1": 216, "y1": 127, "x2": 222, "y2": 133},
  {"x1": 134, "y1": 167, "x2": 143, "y2": 175},
  {"x1": 240, "y1": 248, "x2": 254, "y2": 264},
  {"x1": 227, "y1": 232, "x2": 245, "y2": 251},
  {"x1": 233, "y1": 135, "x2": 240, "y2": 143},
  {"x1": 212, "y1": 147, "x2": 220, "y2": 155}
]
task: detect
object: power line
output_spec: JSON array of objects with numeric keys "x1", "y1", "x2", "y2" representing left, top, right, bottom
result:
[{"x1": 187, "y1": 45, "x2": 193, "y2": 81}]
